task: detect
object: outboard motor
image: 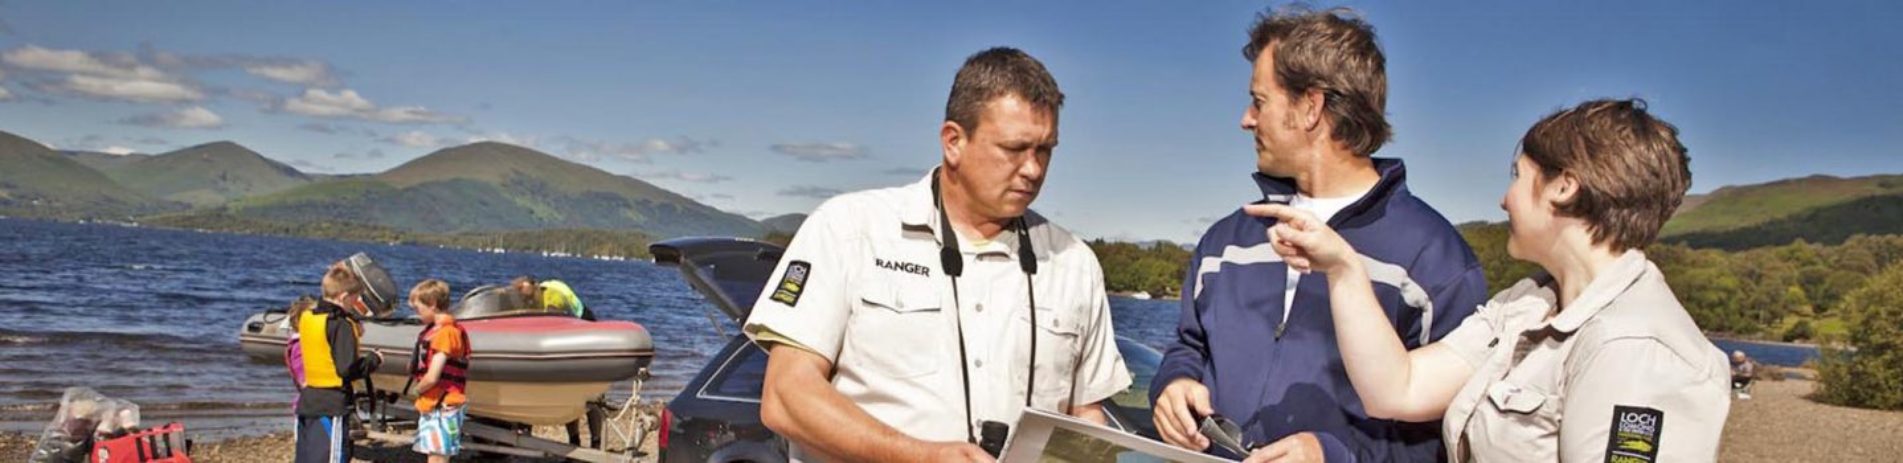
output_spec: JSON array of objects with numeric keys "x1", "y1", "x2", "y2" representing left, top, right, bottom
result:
[{"x1": 344, "y1": 252, "x2": 399, "y2": 318}]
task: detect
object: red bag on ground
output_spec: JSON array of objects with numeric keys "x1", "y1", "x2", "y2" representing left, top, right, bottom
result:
[{"x1": 90, "y1": 422, "x2": 192, "y2": 463}]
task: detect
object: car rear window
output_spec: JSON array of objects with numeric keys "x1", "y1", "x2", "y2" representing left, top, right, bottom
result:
[{"x1": 706, "y1": 343, "x2": 771, "y2": 399}]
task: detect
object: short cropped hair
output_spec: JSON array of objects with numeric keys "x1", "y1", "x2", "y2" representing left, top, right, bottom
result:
[
  {"x1": 944, "y1": 47, "x2": 1064, "y2": 133},
  {"x1": 321, "y1": 261, "x2": 362, "y2": 299},
  {"x1": 1244, "y1": 5, "x2": 1391, "y2": 156},
  {"x1": 1520, "y1": 98, "x2": 1692, "y2": 251},
  {"x1": 411, "y1": 279, "x2": 451, "y2": 311}
]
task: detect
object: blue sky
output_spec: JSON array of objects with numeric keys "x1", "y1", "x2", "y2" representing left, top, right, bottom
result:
[{"x1": 2, "y1": 1, "x2": 1899, "y2": 242}]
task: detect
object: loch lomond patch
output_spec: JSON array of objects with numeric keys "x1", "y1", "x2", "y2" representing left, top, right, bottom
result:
[
  {"x1": 770, "y1": 260, "x2": 811, "y2": 306},
  {"x1": 1605, "y1": 405, "x2": 1663, "y2": 463}
]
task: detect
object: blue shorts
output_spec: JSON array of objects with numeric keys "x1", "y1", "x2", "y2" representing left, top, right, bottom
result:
[
  {"x1": 294, "y1": 414, "x2": 350, "y2": 463},
  {"x1": 413, "y1": 406, "x2": 465, "y2": 456}
]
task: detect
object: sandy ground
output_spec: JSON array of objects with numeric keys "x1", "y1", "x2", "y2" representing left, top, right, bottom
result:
[
  {"x1": 6, "y1": 381, "x2": 1901, "y2": 462},
  {"x1": 2, "y1": 401, "x2": 664, "y2": 462},
  {"x1": 1719, "y1": 378, "x2": 1903, "y2": 462}
]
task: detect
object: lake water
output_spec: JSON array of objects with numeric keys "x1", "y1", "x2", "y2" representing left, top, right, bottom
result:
[{"x1": 0, "y1": 218, "x2": 1811, "y2": 436}]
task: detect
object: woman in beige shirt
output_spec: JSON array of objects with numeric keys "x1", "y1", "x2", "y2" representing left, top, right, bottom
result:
[{"x1": 1246, "y1": 99, "x2": 1729, "y2": 462}]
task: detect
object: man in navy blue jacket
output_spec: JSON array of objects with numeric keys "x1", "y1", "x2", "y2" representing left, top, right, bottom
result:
[{"x1": 1151, "y1": 7, "x2": 1489, "y2": 463}]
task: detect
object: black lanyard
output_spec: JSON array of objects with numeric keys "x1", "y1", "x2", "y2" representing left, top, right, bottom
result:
[{"x1": 933, "y1": 174, "x2": 1039, "y2": 445}]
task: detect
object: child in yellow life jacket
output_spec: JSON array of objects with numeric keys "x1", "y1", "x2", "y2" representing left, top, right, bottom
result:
[
  {"x1": 294, "y1": 255, "x2": 390, "y2": 463},
  {"x1": 407, "y1": 279, "x2": 469, "y2": 463}
]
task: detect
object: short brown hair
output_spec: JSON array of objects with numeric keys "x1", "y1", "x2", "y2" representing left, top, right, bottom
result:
[
  {"x1": 944, "y1": 47, "x2": 1064, "y2": 133},
  {"x1": 1244, "y1": 5, "x2": 1390, "y2": 156},
  {"x1": 321, "y1": 261, "x2": 362, "y2": 299},
  {"x1": 411, "y1": 279, "x2": 451, "y2": 311},
  {"x1": 1520, "y1": 98, "x2": 1692, "y2": 252}
]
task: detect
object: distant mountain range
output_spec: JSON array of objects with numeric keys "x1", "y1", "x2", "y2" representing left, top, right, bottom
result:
[
  {"x1": 5, "y1": 127, "x2": 1899, "y2": 250},
  {"x1": 0, "y1": 129, "x2": 764, "y2": 241},
  {"x1": 1454, "y1": 174, "x2": 1903, "y2": 251},
  {"x1": 0, "y1": 131, "x2": 177, "y2": 219},
  {"x1": 761, "y1": 213, "x2": 807, "y2": 234},
  {"x1": 80, "y1": 141, "x2": 319, "y2": 207},
  {"x1": 223, "y1": 141, "x2": 762, "y2": 238},
  {"x1": 1661, "y1": 174, "x2": 1903, "y2": 249}
]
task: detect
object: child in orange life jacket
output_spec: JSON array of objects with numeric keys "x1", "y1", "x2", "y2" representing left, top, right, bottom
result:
[{"x1": 407, "y1": 279, "x2": 469, "y2": 463}]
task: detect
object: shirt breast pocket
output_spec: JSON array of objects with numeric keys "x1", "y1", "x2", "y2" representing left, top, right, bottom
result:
[
  {"x1": 847, "y1": 279, "x2": 945, "y2": 379},
  {"x1": 1017, "y1": 306, "x2": 1082, "y2": 403},
  {"x1": 1486, "y1": 380, "x2": 1560, "y2": 432}
]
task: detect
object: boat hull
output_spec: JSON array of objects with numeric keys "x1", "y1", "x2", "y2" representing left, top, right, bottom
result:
[{"x1": 239, "y1": 311, "x2": 653, "y2": 425}]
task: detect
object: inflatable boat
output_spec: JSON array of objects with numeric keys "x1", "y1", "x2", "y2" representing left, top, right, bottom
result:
[{"x1": 238, "y1": 285, "x2": 654, "y2": 425}]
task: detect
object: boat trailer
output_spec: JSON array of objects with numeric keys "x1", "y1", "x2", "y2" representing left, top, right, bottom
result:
[{"x1": 354, "y1": 369, "x2": 655, "y2": 463}]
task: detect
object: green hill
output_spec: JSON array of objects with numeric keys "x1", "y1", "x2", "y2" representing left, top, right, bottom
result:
[
  {"x1": 90, "y1": 141, "x2": 316, "y2": 207},
  {"x1": 224, "y1": 141, "x2": 765, "y2": 239},
  {"x1": 762, "y1": 213, "x2": 807, "y2": 234},
  {"x1": 63, "y1": 150, "x2": 151, "y2": 172},
  {"x1": 1663, "y1": 174, "x2": 1903, "y2": 237},
  {"x1": 0, "y1": 130, "x2": 175, "y2": 219},
  {"x1": 1668, "y1": 193, "x2": 1903, "y2": 249}
]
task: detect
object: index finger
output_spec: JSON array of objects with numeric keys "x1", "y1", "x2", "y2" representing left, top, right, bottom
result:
[{"x1": 1242, "y1": 203, "x2": 1314, "y2": 228}]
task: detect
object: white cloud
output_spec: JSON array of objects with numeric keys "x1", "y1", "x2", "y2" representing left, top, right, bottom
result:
[
  {"x1": 101, "y1": 146, "x2": 136, "y2": 155},
  {"x1": 280, "y1": 88, "x2": 461, "y2": 124},
  {"x1": 636, "y1": 169, "x2": 733, "y2": 184},
  {"x1": 2, "y1": 46, "x2": 201, "y2": 102},
  {"x1": 466, "y1": 132, "x2": 539, "y2": 148},
  {"x1": 0, "y1": 86, "x2": 11, "y2": 101},
  {"x1": 298, "y1": 122, "x2": 345, "y2": 134},
  {"x1": 138, "y1": 44, "x2": 343, "y2": 87},
  {"x1": 771, "y1": 142, "x2": 869, "y2": 162},
  {"x1": 58, "y1": 74, "x2": 201, "y2": 102},
  {"x1": 288, "y1": 159, "x2": 328, "y2": 172},
  {"x1": 2, "y1": 45, "x2": 166, "y2": 79},
  {"x1": 367, "y1": 106, "x2": 461, "y2": 124},
  {"x1": 223, "y1": 88, "x2": 281, "y2": 106},
  {"x1": 382, "y1": 130, "x2": 443, "y2": 148},
  {"x1": 119, "y1": 106, "x2": 225, "y2": 129},
  {"x1": 778, "y1": 185, "x2": 844, "y2": 199},
  {"x1": 283, "y1": 88, "x2": 374, "y2": 116},
  {"x1": 555, "y1": 136, "x2": 714, "y2": 163},
  {"x1": 332, "y1": 148, "x2": 387, "y2": 160},
  {"x1": 242, "y1": 60, "x2": 338, "y2": 87}
]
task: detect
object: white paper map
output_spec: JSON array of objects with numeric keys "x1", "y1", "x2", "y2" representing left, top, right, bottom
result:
[{"x1": 1001, "y1": 408, "x2": 1236, "y2": 463}]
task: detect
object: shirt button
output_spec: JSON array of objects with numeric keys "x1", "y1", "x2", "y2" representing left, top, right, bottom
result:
[
  {"x1": 975, "y1": 303, "x2": 984, "y2": 312},
  {"x1": 1488, "y1": 338, "x2": 1499, "y2": 348},
  {"x1": 975, "y1": 359, "x2": 984, "y2": 368}
]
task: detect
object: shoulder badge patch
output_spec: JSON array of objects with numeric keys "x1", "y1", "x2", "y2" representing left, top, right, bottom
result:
[
  {"x1": 769, "y1": 260, "x2": 811, "y2": 307},
  {"x1": 1605, "y1": 405, "x2": 1663, "y2": 463}
]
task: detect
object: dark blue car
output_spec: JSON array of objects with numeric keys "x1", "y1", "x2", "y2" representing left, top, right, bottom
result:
[{"x1": 651, "y1": 238, "x2": 1162, "y2": 463}]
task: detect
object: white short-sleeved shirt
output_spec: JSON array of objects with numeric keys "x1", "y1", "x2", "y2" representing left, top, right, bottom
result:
[
  {"x1": 742, "y1": 171, "x2": 1132, "y2": 456},
  {"x1": 1438, "y1": 250, "x2": 1731, "y2": 462}
]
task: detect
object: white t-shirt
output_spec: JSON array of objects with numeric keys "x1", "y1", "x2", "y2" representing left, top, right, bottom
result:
[{"x1": 1283, "y1": 188, "x2": 1372, "y2": 325}]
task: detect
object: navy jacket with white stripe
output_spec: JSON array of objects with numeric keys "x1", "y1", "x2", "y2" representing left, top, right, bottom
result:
[{"x1": 1152, "y1": 158, "x2": 1489, "y2": 462}]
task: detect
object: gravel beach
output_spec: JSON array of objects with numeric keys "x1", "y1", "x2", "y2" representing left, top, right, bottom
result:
[{"x1": 6, "y1": 382, "x2": 1900, "y2": 462}]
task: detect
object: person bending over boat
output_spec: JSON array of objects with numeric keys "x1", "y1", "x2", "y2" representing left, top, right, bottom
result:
[
  {"x1": 1248, "y1": 99, "x2": 1730, "y2": 462},
  {"x1": 512, "y1": 275, "x2": 594, "y2": 321},
  {"x1": 509, "y1": 275, "x2": 606, "y2": 448},
  {"x1": 407, "y1": 279, "x2": 470, "y2": 463},
  {"x1": 294, "y1": 254, "x2": 390, "y2": 463}
]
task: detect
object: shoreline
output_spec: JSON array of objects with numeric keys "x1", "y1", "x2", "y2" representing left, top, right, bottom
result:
[
  {"x1": 1, "y1": 402, "x2": 666, "y2": 463},
  {"x1": 6, "y1": 380, "x2": 1901, "y2": 462}
]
